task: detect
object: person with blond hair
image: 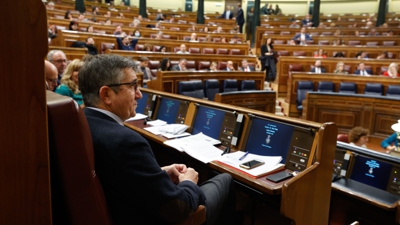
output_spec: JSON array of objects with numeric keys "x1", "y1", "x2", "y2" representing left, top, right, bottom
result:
[
  {"x1": 349, "y1": 127, "x2": 369, "y2": 148},
  {"x1": 334, "y1": 62, "x2": 348, "y2": 75},
  {"x1": 383, "y1": 63, "x2": 399, "y2": 78},
  {"x1": 55, "y1": 59, "x2": 84, "y2": 106}
]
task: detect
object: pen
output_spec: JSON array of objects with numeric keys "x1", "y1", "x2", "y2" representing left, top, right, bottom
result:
[{"x1": 239, "y1": 151, "x2": 249, "y2": 161}]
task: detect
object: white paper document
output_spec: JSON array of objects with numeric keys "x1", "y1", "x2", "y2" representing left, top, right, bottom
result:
[
  {"x1": 125, "y1": 113, "x2": 148, "y2": 121},
  {"x1": 218, "y1": 151, "x2": 284, "y2": 177},
  {"x1": 146, "y1": 119, "x2": 167, "y2": 127}
]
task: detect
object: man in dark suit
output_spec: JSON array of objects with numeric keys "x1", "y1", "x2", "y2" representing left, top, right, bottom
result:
[
  {"x1": 293, "y1": 27, "x2": 312, "y2": 44},
  {"x1": 221, "y1": 5, "x2": 233, "y2": 19},
  {"x1": 239, "y1": 60, "x2": 255, "y2": 72},
  {"x1": 310, "y1": 60, "x2": 326, "y2": 73},
  {"x1": 302, "y1": 14, "x2": 313, "y2": 27},
  {"x1": 171, "y1": 58, "x2": 188, "y2": 71},
  {"x1": 236, "y1": 3, "x2": 245, "y2": 33},
  {"x1": 79, "y1": 54, "x2": 236, "y2": 225},
  {"x1": 354, "y1": 62, "x2": 372, "y2": 75}
]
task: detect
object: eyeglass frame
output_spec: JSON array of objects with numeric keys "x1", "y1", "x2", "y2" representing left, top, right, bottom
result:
[
  {"x1": 106, "y1": 80, "x2": 139, "y2": 92},
  {"x1": 46, "y1": 77, "x2": 58, "y2": 83},
  {"x1": 51, "y1": 59, "x2": 67, "y2": 63}
]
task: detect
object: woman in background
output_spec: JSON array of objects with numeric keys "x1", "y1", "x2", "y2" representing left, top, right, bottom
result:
[
  {"x1": 314, "y1": 48, "x2": 327, "y2": 58},
  {"x1": 246, "y1": 7, "x2": 254, "y2": 41},
  {"x1": 349, "y1": 127, "x2": 369, "y2": 148},
  {"x1": 381, "y1": 120, "x2": 400, "y2": 152},
  {"x1": 259, "y1": 37, "x2": 276, "y2": 82},
  {"x1": 55, "y1": 59, "x2": 84, "y2": 107},
  {"x1": 64, "y1": 10, "x2": 74, "y2": 21},
  {"x1": 158, "y1": 45, "x2": 167, "y2": 53},
  {"x1": 383, "y1": 63, "x2": 399, "y2": 77},
  {"x1": 334, "y1": 62, "x2": 348, "y2": 74},
  {"x1": 158, "y1": 58, "x2": 171, "y2": 71},
  {"x1": 209, "y1": 62, "x2": 218, "y2": 71}
]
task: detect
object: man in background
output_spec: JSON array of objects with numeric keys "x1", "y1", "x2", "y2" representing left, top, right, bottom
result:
[
  {"x1": 221, "y1": 6, "x2": 233, "y2": 20},
  {"x1": 47, "y1": 50, "x2": 67, "y2": 83},
  {"x1": 236, "y1": 3, "x2": 245, "y2": 33},
  {"x1": 45, "y1": 60, "x2": 58, "y2": 91}
]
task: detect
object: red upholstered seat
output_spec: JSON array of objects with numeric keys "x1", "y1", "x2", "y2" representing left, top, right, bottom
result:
[
  {"x1": 101, "y1": 43, "x2": 115, "y2": 54},
  {"x1": 202, "y1": 48, "x2": 214, "y2": 54},
  {"x1": 198, "y1": 61, "x2": 211, "y2": 70},
  {"x1": 216, "y1": 48, "x2": 229, "y2": 55},
  {"x1": 230, "y1": 49, "x2": 241, "y2": 55}
]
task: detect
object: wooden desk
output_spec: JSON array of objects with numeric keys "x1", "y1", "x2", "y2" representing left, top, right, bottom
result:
[
  {"x1": 124, "y1": 89, "x2": 336, "y2": 225},
  {"x1": 277, "y1": 56, "x2": 400, "y2": 99},
  {"x1": 286, "y1": 72, "x2": 400, "y2": 117},
  {"x1": 48, "y1": 46, "x2": 88, "y2": 60},
  {"x1": 303, "y1": 92, "x2": 400, "y2": 140},
  {"x1": 147, "y1": 71, "x2": 265, "y2": 93}
]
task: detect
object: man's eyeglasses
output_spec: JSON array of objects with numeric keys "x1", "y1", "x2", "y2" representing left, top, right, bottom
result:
[
  {"x1": 106, "y1": 80, "x2": 138, "y2": 92},
  {"x1": 46, "y1": 77, "x2": 58, "y2": 83},
  {"x1": 51, "y1": 59, "x2": 67, "y2": 63}
]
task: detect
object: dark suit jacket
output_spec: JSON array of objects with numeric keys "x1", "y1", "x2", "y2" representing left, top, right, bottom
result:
[
  {"x1": 302, "y1": 19, "x2": 312, "y2": 26},
  {"x1": 84, "y1": 108, "x2": 205, "y2": 225},
  {"x1": 354, "y1": 69, "x2": 373, "y2": 75},
  {"x1": 310, "y1": 67, "x2": 326, "y2": 73},
  {"x1": 293, "y1": 33, "x2": 312, "y2": 40},
  {"x1": 236, "y1": 8, "x2": 245, "y2": 25},
  {"x1": 171, "y1": 64, "x2": 186, "y2": 71},
  {"x1": 221, "y1": 10, "x2": 233, "y2": 19},
  {"x1": 239, "y1": 66, "x2": 255, "y2": 72}
]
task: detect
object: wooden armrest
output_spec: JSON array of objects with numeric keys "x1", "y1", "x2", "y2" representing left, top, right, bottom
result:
[{"x1": 177, "y1": 205, "x2": 206, "y2": 225}]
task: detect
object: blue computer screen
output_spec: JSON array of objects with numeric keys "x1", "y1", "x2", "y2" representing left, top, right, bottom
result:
[
  {"x1": 136, "y1": 92, "x2": 148, "y2": 114},
  {"x1": 156, "y1": 97, "x2": 181, "y2": 124},
  {"x1": 244, "y1": 117, "x2": 294, "y2": 163},
  {"x1": 192, "y1": 106, "x2": 226, "y2": 139},
  {"x1": 350, "y1": 155, "x2": 392, "y2": 190}
]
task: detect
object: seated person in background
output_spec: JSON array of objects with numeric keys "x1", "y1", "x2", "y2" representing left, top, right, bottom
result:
[
  {"x1": 204, "y1": 34, "x2": 212, "y2": 42},
  {"x1": 104, "y1": 11, "x2": 111, "y2": 17},
  {"x1": 209, "y1": 62, "x2": 218, "y2": 71},
  {"x1": 334, "y1": 29, "x2": 341, "y2": 36},
  {"x1": 229, "y1": 35, "x2": 242, "y2": 44},
  {"x1": 116, "y1": 35, "x2": 138, "y2": 51},
  {"x1": 69, "y1": 21, "x2": 79, "y2": 31},
  {"x1": 176, "y1": 44, "x2": 190, "y2": 54},
  {"x1": 288, "y1": 39, "x2": 296, "y2": 45},
  {"x1": 168, "y1": 16, "x2": 175, "y2": 23},
  {"x1": 203, "y1": 26, "x2": 210, "y2": 33},
  {"x1": 188, "y1": 25, "x2": 197, "y2": 32},
  {"x1": 239, "y1": 59, "x2": 255, "y2": 72},
  {"x1": 132, "y1": 19, "x2": 141, "y2": 28},
  {"x1": 189, "y1": 33, "x2": 198, "y2": 42},
  {"x1": 65, "y1": 10, "x2": 74, "y2": 21},
  {"x1": 158, "y1": 58, "x2": 171, "y2": 71},
  {"x1": 155, "y1": 31, "x2": 163, "y2": 39},
  {"x1": 302, "y1": 14, "x2": 313, "y2": 27},
  {"x1": 289, "y1": 20, "x2": 300, "y2": 28},
  {"x1": 377, "y1": 51, "x2": 388, "y2": 59},
  {"x1": 79, "y1": 54, "x2": 236, "y2": 225},
  {"x1": 45, "y1": 60, "x2": 58, "y2": 91},
  {"x1": 77, "y1": 14, "x2": 88, "y2": 22},
  {"x1": 154, "y1": 9, "x2": 164, "y2": 21},
  {"x1": 368, "y1": 28, "x2": 379, "y2": 36},
  {"x1": 334, "y1": 62, "x2": 348, "y2": 75},
  {"x1": 86, "y1": 25, "x2": 94, "y2": 33},
  {"x1": 355, "y1": 51, "x2": 368, "y2": 59},
  {"x1": 158, "y1": 45, "x2": 167, "y2": 53},
  {"x1": 383, "y1": 63, "x2": 399, "y2": 78},
  {"x1": 71, "y1": 37, "x2": 98, "y2": 55},
  {"x1": 132, "y1": 29, "x2": 141, "y2": 37},
  {"x1": 104, "y1": 19, "x2": 112, "y2": 25},
  {"x1": 293, "y1": 27, "x2": 312, "y2": 44},
  {"x1": 171, "y1": 58, "x2": 187, "y2": 71},
  {"x1": 386, "y1": 30, "x2": 394, "y2": 37},
  {"x1": 116, "y1": 12, "x2": 125, "y2": 18},
  {"x1": 314, "y1": 49, "x2": 327, "y2": 58},
  {"x1": 220, "y1": 36, "x2": 227, "y2": 43},
  {"x1": 310, "y1": 60, "x2": 326, "y2": 73},
  {"x1": 46, "y1": 1, "x2": 55, "y2": 10},
  {"x1": 136, "y1": 57, "x2": 155, "y2": 85},
  {"x1": 114, "y1": 25, "x2": 124, "y2": 35},
  {"x1": 354, "y1": 62, "x2": 372, "y2": 75},
  {"x1": 334, "y1": 52, "x2": 345, "y2": 58},
  {"x1": 48, "y1": 24, "x2": 57, "y2": 39},
  {"x1": 55, "y1": 59, "x2": 84, "y2": 107},
  {"x1": 318, "y1": 22, "x2": 326, "y2": 28},
  {"x1": 144, "y1": 43, "x2": 153, "y2": 52},
  {"x1": 349, "y1": 127, "x2": 369, "y2": 148},
  {"x1": 354, "y1": 30, "x2": 360, "y2": 36},
  {"x1": 92, "y1": 6, "x2": 100, "y2": 15},
  {"x1": 213, "y1": 26, "x2": 224, "y2": 33},
  {"x1": 381, "y1": 120, "x2": 400, "y2": 152},
  {"x1": 226, "y1": 61, "x2": 236, "y2": 71},
  {"x1": 230, "y1": 25, "x2": 240, "y2": 34}
]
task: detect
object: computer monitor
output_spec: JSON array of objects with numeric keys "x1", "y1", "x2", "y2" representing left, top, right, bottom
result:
[
  {"x1": 154, "y1": 97, "x2": 188, "y2": 124},
  {"x1": 243, "y1": 116, "x2": 316, "y2": 171},
  {"x1": 136, "y1": 92, "x2": 156, "y2": 117},
  {"x1": 191, "y1": 105, "x2": 237, "y2": 147},
  {"x1": 350, "y1": 155, "x2": 392, "y2": 191}
]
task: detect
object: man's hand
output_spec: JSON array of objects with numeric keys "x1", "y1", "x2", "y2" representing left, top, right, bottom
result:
[
  {"x1": 179, "y1": 168, "x2": 199, "y2": 184},
  {"x1": 161, "y1": 164, "x2": 187, "y2": 184}
]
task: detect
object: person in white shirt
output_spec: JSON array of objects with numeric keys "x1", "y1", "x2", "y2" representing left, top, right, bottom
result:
[
  {"x1": 310, "y1": 60, "x2": 326, "y2": 73},
  {"x1": 354, "y1": 62, "x2": 372, "y2": 75},
  {"x1": 176, "y1": 44, "x2": 190, "y2": 54},
  {"x1": 226, "y1": 61, "x2": 235, "y2": 71},
  {"x1": 239, "y1": 60, "x2": 254, "y2": 72},
  {"x1": 221, "y1": 6, "x2": 233, "y2": 20},
  {"x1": 189, "y1": 33, "x2": 198, "y2": 42}
]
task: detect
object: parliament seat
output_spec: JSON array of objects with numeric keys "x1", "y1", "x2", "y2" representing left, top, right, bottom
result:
[
  {"x1": 277, "y1": 51, "x2": 289, "y2": 56},
  {"x1": 170, "y1": 61, "x2": 179, "y2": 67},
  {"x1": 170, "y1": 27, "x2": 180, "y2": 31},
  {"x1": 280, "y1": 31, "x2": 290, "y2": 35},
  {"x1": 379, "y1": 67, "x2": 388, "y2": 75},
  {"x1": 189, "y1": 47, "x2": 200, "y2": 54},
  {"x1": 339, "y1": 82, "x2": 357, "y2": 94},
  {"x1": 223, "y1": 79, "x2": 238, "y2": 92},
  {"x1": 148, "y1": 60, "x2": 160, "y2": 70},
  {"x1": 216, "y1": 48, "x2": 229, "y2": 55},
  {"x1": 318, "y1": 40, "x2": 330, "y2": 45},
  {"x1": 193, "y1": 80, "x2": 205, "y2": 99},
  {"x1": 135, "y1": 44, "x2": 144, "y2": 51},
  {"x1": 241, "y1": 80, "x2": 256, "y2": 91},
  {"x1": 305, "y1": 40, "x2": 315, "y2": 45},
  {"x1": 264, "y1": 30, "x2": 275, "y2": 35},
  {"x1": 230, "y1": 49, "x2": 241, "y2": 55},
  {"x1": 212, "y1": 38, "x2": 221, "y2": 43},
  {"x1": 202, "y1": 48, "x2": 214, "y2": 54},
  {"x1": 186, "y1": 61, "x2": 196, "y2": 71},
  {"x1": 383, "y1": 41, "x2": 395, "y2": 46},
  {"x1": 317, "y1": 81, "x2": 334, "y2": 92},
  {"x1": 153, "y1": 46, "x2": 161, "y2": 52},
  {"x1": 296, "y1": 81, "x2": 314, "y2": 111},
  {"x1": 204, "y1": 79, "x2": 220, "y2": 101},
  {"x1": 348, "y1": 40, "x2": 361, "y2": 46},
  {"x1": 337, "y1": 134, "x2": 349, "y2": 143},
  {"x1": 150, "y1": 33, "x2": 157, "y2": 38},
  {"x1": 162, "y1": 35, "x2": 171, "y2": 39},
  {"x1": 366, "y1": 42, "x2": 378, "y2": 46},
  {"x1": 386, "y1": 85, "x2": 400, "y2": 98},
  {"x1": 178, "y1": 81, "x2": 196, "y2": 98},
  {"x1": 293, "y1": 51, "x2": 306, "y2": 56},
  {"x1": 198, "y1": 61, "x2": 210, "y2": 70},
  {"x1": 364, "y1": 83, "x2": 383, "y2": 96},
  {"x1": 273, "y1": 40, "x2": 285, "y2": 44},
  {"x1": 101, "y1": 43, "x2": 115, "y2": 54},
  {"x1": 217, "y1": 62, "x2": 227, "y2": 70},
  {"x1": 321, "y1": 32, "x2": 332, "y2": 36},
  {"x1": 289, "y1": 64, "x2": 304, "y2": 76}
]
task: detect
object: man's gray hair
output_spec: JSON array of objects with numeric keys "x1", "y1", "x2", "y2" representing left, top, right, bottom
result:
[
  {"x1": 78, "y1": 54, "x2": 136, "y2": 107},
  {"x1": 47, "y1": 50, "x2": 66, "y2": 61}
]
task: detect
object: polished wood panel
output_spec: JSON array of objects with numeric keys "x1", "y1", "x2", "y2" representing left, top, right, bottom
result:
[
  {"x1": 0, "y1": 0, "x2": 51, "y2": 224},
  {"x1": 48, "y1": 46, "x2": 88, "y2": 60},
  {"x1": 303, "y1": 92, "x2": 400, "y2": 140},
  {"x1": 147, "y1": 71, "x2": 265, "y2": 93},
  {"x1": 214, "y1": 91, "x2": 276, "y2": 113}
]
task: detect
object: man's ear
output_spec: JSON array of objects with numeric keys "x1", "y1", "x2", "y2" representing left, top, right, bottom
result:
[{"x1": 98, "y1": 86, "x2": 114, "y2": 105}]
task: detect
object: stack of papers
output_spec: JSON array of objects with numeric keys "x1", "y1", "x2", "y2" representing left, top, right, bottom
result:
[
  {"x1": 125, "y1": 113, "x2": 148, "y2": 121},
  {"x1": 217, "y1": 151, "x2": 285, "y2": 178},
  {"x1": 144, "y1": 120, "x2": 191, "y2": 138}
]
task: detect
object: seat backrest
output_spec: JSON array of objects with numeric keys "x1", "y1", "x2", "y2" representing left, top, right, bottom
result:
[
  {"x1": 162, "y1": 35, "x2": 171, "y2": 39},
  {"x1": 135, "y1": 44, "x2": 144, "y2": 51},
  {"x1": 241, "y1": 80, "x2": 256, "y2": 91},
  {"x1": 174, "y1": 46, "x2": 180, "y2": 52},
  {"x1": 348, "y1": 40, "x2": 361, "y2": 46},
  {"x1": 148, "y1": 60, "x2": 160, "y2": 70},
  {"x1": 318, "y1": 40, "x2": 330, "y2": 45},
  {"x1": 223, "y1": 79, "x2": 238, "y2": 92},
  {"x1": 383, "y1": 41, "x2": 395, "y2": 46},
  {"x1": 339, "y1": 82, "x2": 357, "y2": 94},
  {"x1": 289, "y1": 64, "x2": 304, "y2": 73},
  {"x1": 216, "y1": 48, "x2": 229, "y2": 55},
  {"x1": 212, "y1": 38, "x2": 221, "y2": 43},
  {"x1": 380, "y1": 66, "x2": 388, "y2": 75},
  {"x1": 230, "y1": 49, "x2": 241, "y2": 55},
  {"x1": 293, "y1": 51, "x2": 306, "y2": 56},
  {"x1": 202, "y1": 48, "x2": 214, "y2": 54},
  {"x1": 278, "y1": 51, "x2": 289, "y2": 56},
  {"x1": 364, "y1": 83, "x2": 383, "y2": 95},
  {"x1": 337, "y1": 134, "x2": 349, "y2": 143},
  {"x1": 386, "y1": 85, "x2": 400, "y2": 97},
  {"x1": 186, "y1": 60, "x2": 196, "y2": 70},
  {"x1": 47, "y1": 91, "x2": 113, "y2": 225},
  {"x1": 178, "y1": 81, "x2": 196, "y2": 98},
  {"x1": 101, "y1": 43, "x2": 115, "y2": 54},
  {"x1": 217, "y1": 62, "x2": 227, "y2": 70},
  {"x1": 321, "y1": 32, "x2": 332, "y2": 36},
  {"x1": 189, "y1": 47, "x2": 200, "y2": 54},
  {"x1": 273, "y1": 40, "x2": 285, "y2": 45},
  {"x1": 170, "y1": 60, "x2": 179, "y2": 67},
  {"x1": 153, "y1": 45, "x2": 161, "y2": 52},
  {"x1": 198, "y1": 61, "x2": 210, "y2": 70},
  {"x1": 193, "y1": 80, "x2": 205, "y2": 99},
  {"x1": 317, "y1": 81, "x2": 334, "y2": 92},
  {"x1": 204, "y1": 79, "x2": 220, "y2": 101},
  {"x1": 305, "y1": 40, "x2": 315, "y2": 44},
  {"x1": 366, "y1": 42, "x2": 378, "y2": 46},
  {"x1": 296, "y1": 81, "x2": 314, "y2": 110}
]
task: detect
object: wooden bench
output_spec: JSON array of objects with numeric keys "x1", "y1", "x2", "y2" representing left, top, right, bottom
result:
[
  {"x1": 214, "y1": 90, "x2": 276, "y2": 113},
  {"x1": 286, "y1": 72, "x2": 400, "y2": 117},
  {"x1": 48, "y1": 46, "x2": 88, "y2": 60},
  {"x1": 147, "y1": 71, "x2": 265, "y2": 93},
  {"x1": 277, "y1": 56, "x2": 400, "y2": 98}
]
